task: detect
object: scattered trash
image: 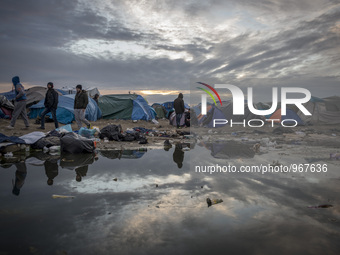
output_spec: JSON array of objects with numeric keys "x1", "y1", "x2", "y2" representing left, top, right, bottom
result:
[
  {"x1": 207, "y1": 198, "x2": 223, "y2": 207},
  {"x1": 151, "y1": 119, "x2": 159, "y2": 124},
  {"x1": 52, "y1": 195, "x2": 75, "y2": 199},
  {"x1": 270, "y1": 160, "x2": 282, "y2": 167},
  {"x1": 253, "y1": 143, "x2": 261, "y2": 153},
  {"x1": 60, "y1": 133, "x2": 96, "y2": 153},
  {"x1": 231, "y1": 132, "x2": 238, "y2": 136},
  {"x1": 331, "y1": 134, "x2": 337, "y2": 137},
  {"x1": 330, "y1": 153, "x2": 340, "y2": 160},
  {"x1": 42, "y1": 145, "x2": 61, "y2": 154},
  {"x1": 4, "y1": 152, "x2": 13, "y2": 157},
  {"x1": 208, "y1": 129, "x2": 213, "y2": 134},
  {"x1": 56, "y1": 124, "x2": 72, "y2": 133},
  {"x1": 261, "y1": 138, "x2": 277, "y2": 147},
  {"x1": 78, "y1": 127, "x2": 100, "y2": 138},
  {"x1": 184, "y1": 135, "x2": 194, "y2": 139},
  {"x1": 295, "y1": 131, "x2": 306, "y2": 136},
  {"x1": 307, "y1": 204, "x2": 333, "y2": 209},
  {"x1": 139, "y1": 137, "x2": 148, "y2": 144},
  {"x1": 113, "y1": 178, "x2": 118, "y2": 181}
]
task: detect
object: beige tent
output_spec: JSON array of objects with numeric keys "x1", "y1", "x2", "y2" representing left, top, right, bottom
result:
[
  {"x1": 25, "y1": 86, "x2": 63, "y2": 107},
  {"x1": 297, "y1": 96, "x2": 340, "y2": 125}
]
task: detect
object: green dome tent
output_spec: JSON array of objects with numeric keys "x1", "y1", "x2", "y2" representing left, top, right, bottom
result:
[{"x1": 99, "y1": 94, "x2": 156, "y2": 120}]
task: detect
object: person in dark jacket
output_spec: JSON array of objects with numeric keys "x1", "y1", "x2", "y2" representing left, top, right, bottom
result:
[
  {"x1": 74, "y1": 84, "x2": 90, "y2": 130},
  {"x1": 38, "y1": 82, "x2": 59, "y2": 130},
  {"x1": 173, "y1": 143, "x2": 184, "y2": 168},
  {"x1": 93, "y1": 94, "x2": 99, "y2": 105},
  {"x1": 7, "y1": 76, "x2": 30, "y2": 130},
  {"x1": 173, "y1": 93, "x2": 185, "y2": 128},
  {"x1": 44, "y1": 159, "x2": 59, "y2": 186},
  {"x1": 12, "y1": 161, "x2": 27, "y2": 196}
]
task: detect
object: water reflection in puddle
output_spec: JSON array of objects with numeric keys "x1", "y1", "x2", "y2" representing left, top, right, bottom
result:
[{"x1": 0, "y1": 143, "x2": 339, "y2": 255}]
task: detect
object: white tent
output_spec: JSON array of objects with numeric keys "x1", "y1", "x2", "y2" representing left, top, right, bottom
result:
[{"x1": 59, "y1": 86, "x2": 100, "y2": 97}]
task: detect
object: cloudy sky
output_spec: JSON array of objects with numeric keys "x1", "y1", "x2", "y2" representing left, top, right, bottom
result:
[{"x1": 0, "y1": 0, "x2": 339, "y2": 103}]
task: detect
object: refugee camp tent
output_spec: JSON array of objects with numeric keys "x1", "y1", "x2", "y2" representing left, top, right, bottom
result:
[
  {"x1": 99, "y1": 94, "x2": 155, "y2": 121},
  {"x1": 162, "y1": 101, "x2": 190, "y2": 112},
  {"x1": 26, "y1": 86, "x2": 63, "y2": 107},
  {"x1": 169, "y1": 110, "x2": 189, "y2": 127},
  {"x1": 268, "y1": 108, "x2": 304, "y2": 125},
  {"x1": 29, "y1": 94, "x2": 101, "y2": 124},
  {"x1": 0, "y1": 86, "x2": 63, "y2": 108},
  {"x1": 0, "y1": 95, "x2": 14, "y2": 119},
  {"x1": 217, "y1": 100, "x2": 263, "y2": 122},
  {"x1": 151, "y1": 103, "x2": 167, "y2": 119},
  {"x1": 197, "y1": 105, "x2": 227, "y2": 128},
  {"x1": 0, "y1": 95, "x2": 14, "y2": 110},
  {"x1": 59, "y1": 86, "x2": 100, "y2": 98},
  {"x1": 296, "y1": 96, "x2": 340, "y2": 125}
]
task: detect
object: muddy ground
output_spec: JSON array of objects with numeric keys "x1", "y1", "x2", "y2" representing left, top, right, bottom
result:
[{"x1": 1, "y1": 117, "x2": 340, "y2": 151}]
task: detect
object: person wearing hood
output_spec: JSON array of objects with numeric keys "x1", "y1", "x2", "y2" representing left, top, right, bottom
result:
[
  {"x1": 173, "y1": 93, "x2": 185, "y2": 128},
  {"x1": 74, "y1": 84, "x2": 91, "y2": 130},
  {"x1": 7, "y1": 76, "x2": 30, "y2": 130},
  {"x1": 37, "y1": 82, "x2": 59, "y2": 130}
]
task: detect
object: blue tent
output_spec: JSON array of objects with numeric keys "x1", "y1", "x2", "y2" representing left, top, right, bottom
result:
[
  {"x1": 281, "y1": 109, "x2": 304, "y2": 125},
  {"x1": 268, "y1": 108, "x2": 304, "y2": 125},
  {"x1": 161, "y1": 101, "x2": 190, "y2": 112},
  {"x1": 29, "y1": 94, "x2": 102, "y2": 124},
  {"x1": 0, "y1": 90, "x2": 16, "y2": 101},
  {"x1": 197, "y1": 104, "x2": 227, "y2": 128}
]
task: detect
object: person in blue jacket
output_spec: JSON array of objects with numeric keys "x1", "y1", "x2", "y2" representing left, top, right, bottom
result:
[{"x1": 7, "y1": 76, "x2": 30, "y2": 130}]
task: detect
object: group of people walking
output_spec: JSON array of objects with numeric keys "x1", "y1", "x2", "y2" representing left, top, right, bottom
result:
[
  {"x1": 7, "y1": 76, "x2": 91, "y2": 131},
  {"x1": 6, "y1": 76, "x2": 189, "y2": 132}
]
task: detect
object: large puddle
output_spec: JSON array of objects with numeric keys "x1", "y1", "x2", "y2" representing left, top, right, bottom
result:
[{"x1": 1, "y1": 143, "x2": 340, "y2": 255}]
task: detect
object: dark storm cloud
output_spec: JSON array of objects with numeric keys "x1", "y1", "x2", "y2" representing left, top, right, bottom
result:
[
  {"x1": 208, "y1": 6, "x2": 340, "y2": 81},
  {"x1": 0, "y1": 0, "x2": 339, "y2": 96}
]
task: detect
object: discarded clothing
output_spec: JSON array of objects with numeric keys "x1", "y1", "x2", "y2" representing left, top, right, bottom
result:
[
  {"x1": 60, "y1": 133, "x2": 95, "y2": 153},
  {"x1": 31, "y1": 136, "x2": 61, "y2": 150},
  {"x1": 46, "y1": 129, "x2": 63, "y2": 138},
  {"x1": 99, "y1": 124, "x2": 123, "y2": 141},
  {"x1": 19, "y1": 132, "x2": 46, "y2": 144},
  {"x1": 139, "y1": 137, "x2": 148, "y2": 144},
  {"x1": 177, "y1": 131, "x2": 190, "y2": 136},
  {"x1": 133, "y1": 127, "x2": 154, "y2": 134},
  {"x1": 0, "y1": 133, "x2": 25, "y2": 144}
]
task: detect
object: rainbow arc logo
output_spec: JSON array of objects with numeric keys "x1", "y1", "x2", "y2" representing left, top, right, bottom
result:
[{"x1": 196, "y1": 82, "x2": 223, "y2": 106}]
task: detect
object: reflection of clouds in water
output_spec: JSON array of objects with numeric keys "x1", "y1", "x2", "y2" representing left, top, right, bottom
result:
[
  {"x1": 64, "y1": 173, "x2": 193, "y2": 194},
  {"x1": 64, "y1": 174, "x2": 340, "y2": 254},
  {"x1": 2, "y1": 147, "x2": 340, "y2": 253}
]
